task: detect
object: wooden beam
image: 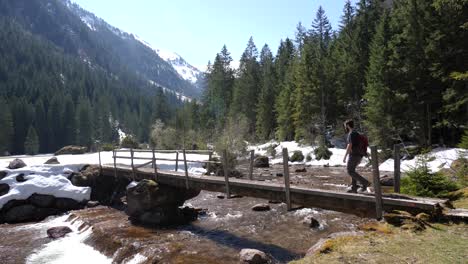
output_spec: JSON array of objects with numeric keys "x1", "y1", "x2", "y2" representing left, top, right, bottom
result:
[
  {"x1": 371, "y1": 146, "x2": 383, "y2": 220},
  {"x1": 183, "y1": 149, "x2": 189, "y2": 189},
  {"x1": 222, "y1": 149, "x2": 231, "y2": 198},
  {"x1": 282, "y1": 148, "x2": 292, "y2": 210},
  {"x1": 394, "y1": 144, "x2": 401, "y2": 193},
  {"x1": 248, "y1": 150, "x2": 255, "y2": 180}
]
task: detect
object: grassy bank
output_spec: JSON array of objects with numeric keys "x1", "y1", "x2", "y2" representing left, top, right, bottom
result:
[{"x1": 291, "y1": 222, "x2": 467, "y2": 264}]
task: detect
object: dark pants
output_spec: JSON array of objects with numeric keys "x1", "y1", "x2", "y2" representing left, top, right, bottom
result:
[{"x1": 347, "y1": 155, "x2": 369, "y2": 190}]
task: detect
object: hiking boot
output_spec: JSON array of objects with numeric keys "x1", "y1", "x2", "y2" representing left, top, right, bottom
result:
[
  {"x1": 346, "y1": 186, "x2": 358, "y2": 193},
  {"x1": 359, "y1": 183, "x2": 370, "y2": 193}
]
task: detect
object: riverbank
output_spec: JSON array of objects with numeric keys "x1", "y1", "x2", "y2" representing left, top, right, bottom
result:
[{"x1": 291, "y1": 222, "x2": 468, "y2": 264}]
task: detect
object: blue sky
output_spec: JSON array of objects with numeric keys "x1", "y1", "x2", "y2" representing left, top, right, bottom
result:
[{"x1": 72, "y1": 0, "x2": 357, "y2": 70}]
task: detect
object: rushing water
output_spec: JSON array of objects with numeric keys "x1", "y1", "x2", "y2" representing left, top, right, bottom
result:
[{"x1": 0, "y1": 189, "x2": 368, "y2": 264}]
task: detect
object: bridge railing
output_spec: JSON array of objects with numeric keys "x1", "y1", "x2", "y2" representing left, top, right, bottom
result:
[{"x1": 110, "y1": 148, "x2": 222, "y2": 189}]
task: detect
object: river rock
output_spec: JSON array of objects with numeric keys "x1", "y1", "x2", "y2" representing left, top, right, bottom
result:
[
  {"x1": 16, "y1": 174, "x2": 27, "y2": 182},
  {"x1": 3, "y1": 204, "x2": 37, "y2": 222},
  {"x1": 47, "y1": 226, "x2": 73, "y2": 239},
  {"x1": 302, "y1": 216, "x2": 320, "y2": 228},
  {"x1": 44, "y1": 157, "x2": 60, "y2": 165},
  {"x1": 254, "y1": 156, "x2": 270, "y2": 168},
  {"x1": 239, "y1": 249, "x2": 273, "y2": 264},
  {"x1": 275, "y1": 173, "x2": 283, "y2": 177},
  {"x1": 54, "y1": 198, "x2": 82, "y2": 210},
  {"x1": 29, "y1": 194, "x2": 56, "y2": 208},
  {"x1": 8, "y1": 159, "x2": 26, "y2": 169},
  {"x1": 87, "y1": 201, "x2": 100, "y2": 208},
  {"x1": 0, "y1": 171, "x2": 7, "y2": 180},
  {"x1": 55, "y1": 145, "x2": 87, "y2": 155},
  {"x1": 380, "y1": 174, "x2": 394, "y2": 186},
  {"x1": 0, "y1": 183, "x2": 9, "y2": 196},
  {"x1": 295, "y1": 167, "x2": 307, "y2": 173},
  {"x1": 252, "y1": 203, "x2": 271, "y2": 211}
]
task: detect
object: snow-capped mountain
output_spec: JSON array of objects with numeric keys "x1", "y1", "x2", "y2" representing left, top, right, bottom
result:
[{"x1": 133, "y1": 35, "x2": 202, "y2": 84}]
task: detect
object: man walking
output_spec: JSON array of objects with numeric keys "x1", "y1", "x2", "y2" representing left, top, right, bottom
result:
[{"x1": 342, "y1": 119, "x2": 370, "y2": 193}]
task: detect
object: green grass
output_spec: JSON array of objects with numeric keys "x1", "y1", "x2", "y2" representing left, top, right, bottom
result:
[{"x1": 291, "y1": 223, "x2": 468, "y2": 264}]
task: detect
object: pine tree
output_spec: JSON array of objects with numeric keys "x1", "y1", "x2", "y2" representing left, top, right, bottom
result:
[
  {"x1": 24, "y1": 125, "x2": 39, "y2": 155},
  {"x1": 76, "y1": 98, "x2": 93, "y2": 148},
  {"x1": 0, "y1": 98, "x2": 13, "y2": 155},
  {"x1": 256, "y1": 44, "x2": 276, "y2": 140},
  {"x1": 274, "y1": 38, "x2": 296, "y2": 140},
  {"x1": 202, "y1": 45, "x2": 235, "y2": 130},
  {"x1": 363, "y1": 12, "x2": 397, "y2": 148},
  {"x1": 230, "y1": 37, "x2": 260, "y2": 133}
]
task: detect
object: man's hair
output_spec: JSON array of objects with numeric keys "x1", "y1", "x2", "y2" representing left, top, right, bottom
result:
[{"x1": 344, "y1": 119, "x2": 354, "y2": 129}]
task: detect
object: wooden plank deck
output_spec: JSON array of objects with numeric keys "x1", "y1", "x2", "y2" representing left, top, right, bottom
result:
[{"x1": 101, "y1": 165, "x2": 447, "y2": 218}]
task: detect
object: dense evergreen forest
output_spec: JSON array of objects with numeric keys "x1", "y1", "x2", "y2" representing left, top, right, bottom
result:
[
  {"x1": 0, "y1": 0, "x2": 466, "y2": 156},
  {"x1": 0, "y1": 18, "x2": 184, "y2": 155},
  {"x1": 199, "y1": 0, "x2": 467, "y2": 150}
]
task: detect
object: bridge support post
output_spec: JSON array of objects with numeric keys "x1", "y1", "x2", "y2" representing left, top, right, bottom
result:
[
  {"x1": 152, "y1": 148, "x2": 157, "y2": 181},
  {"x1": 130, "y1": 148, "x2": 135, "y2": 181},
  {"x1": 394, "y1": 144, "x2": 401, "y2": 193},
  {"x1": 183, "y1": 149, "x2": 189, "y2": 189},
  {"x1": 113, "y1": 149, "x2": 117, "y2": 179},
  {"x1": 249, "y1": 150, "x2": 255, "y2": 180},
  {"x1": 282, "y1": 148, "x2": 292, "y2": 211},
  {"x1": 98, "y1": 144, "x2": 102, "y2": 173},
  {"x1": 371, "y1": 146, "x2": 383, "y2": 220},
  {"x1": 175, "y1": 151, "x2": 179, "y2": 171},
  {"x1": 222, "y1": 149, "x2": 231, "y2": 198},
  {"x1": 207, "y1": 152, "x2": 212, "y2": 175}
]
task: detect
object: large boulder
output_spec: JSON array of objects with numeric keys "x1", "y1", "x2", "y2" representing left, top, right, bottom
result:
[
  {"x1": 47, "y1": 226, "x2": 73, "y2": 239},
  {"x1": 0, "y1": 171, "x2": 7, "y2": 180},
  {"x1": 29, "y1": 194, "x2": 56, "y2": 208},
  {"x1": 7, "y1": 159, "x2": 26, "y2": 169},
  {"x1": 126, "y1": 180, "x2": 200, "y2": 226},
  {"x1": 55, "y1": 146, "x2": 87, "y2": 156},
  {"x1": 239, "y1": 249, "x2": 273, "y2": 264},
  {"x1": 254, "y1": 156, "x2": 270, "y2": 168},
  {"x1": 3, "y1": 205, "x2": 38, "y2": 222},
  {"x1": 44, "y1": 157, "x2": 60, "y2": 165},
  {"x1": 0, "y1": 183, "x2": 9, "y2": 196},
  {"x1": 54, "y1": 198, "x2": 82, "y2": 210}
]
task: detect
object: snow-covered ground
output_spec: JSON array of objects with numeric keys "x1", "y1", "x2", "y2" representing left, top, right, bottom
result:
[
  {"x1": 379, "y1": 148, "x2": 467, "y2": 173},
  {"x1": 249, "y1": 141, "x2": 369, "y2": 167},
  {"x1": 249, "y1": 141, "x2": 467, "y2": 174},
  {"x1": 0, "y1": 164, "x2": 91, "y2": 208}
]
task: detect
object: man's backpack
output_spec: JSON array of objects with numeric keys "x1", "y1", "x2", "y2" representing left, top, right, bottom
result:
[{"x1": 357, "y1": 133, "x2": 369, "y2": 156}]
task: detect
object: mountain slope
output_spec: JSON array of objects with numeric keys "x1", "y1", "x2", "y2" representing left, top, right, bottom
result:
[{"x1": 0, "y1": 0, "x2": 203, "y2": 98}]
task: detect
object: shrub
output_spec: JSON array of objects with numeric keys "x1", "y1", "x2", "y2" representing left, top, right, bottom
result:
[
  {"x1": 266, "y1": 144, "x2": 277, "y2": 157},
  {"x1": 121, "y1": 136, "x2": 139, "y2": 149},
  {"x1": 214, "y1": 115, "x2": 249, "y2": 171},
  {"x1": 314, "y1": 145, "x2": 332, "y2": 160},
  {"x1": 290, "y1": 150, "x2": 305, "y2": 162},
  {"x1": 306, "y1": 153, "x2": 312, "y2": 162},
  {"x1": 101, "y1": 143, "x2": 115, "y2": 151},
  {"x1": 457, "y1": 130, "x2": 468, "y2": 149},
  {"x1": 401, "y1": 154, "x2": 459, "y2": 198}
]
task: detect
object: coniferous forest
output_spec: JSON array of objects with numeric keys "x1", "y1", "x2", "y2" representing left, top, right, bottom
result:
[
  {"x1": 200, "y1": 0, "x2": 467, "y2": 150},
  {"x1": 0, "y1": 0, "x2": 467, "y2": 156}
]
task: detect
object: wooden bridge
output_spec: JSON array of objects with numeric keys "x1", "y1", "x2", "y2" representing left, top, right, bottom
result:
[{"x1": 98, "y1": 147, "x2": 447, "y2": 219}]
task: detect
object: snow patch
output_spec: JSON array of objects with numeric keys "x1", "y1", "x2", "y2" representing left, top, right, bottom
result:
[
  {"x1": 379, "y1": 148, "x2": 467, "y2": 173},
  {"x1": 0, "y1": 165, "x2": 91, "y2": 209}
]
